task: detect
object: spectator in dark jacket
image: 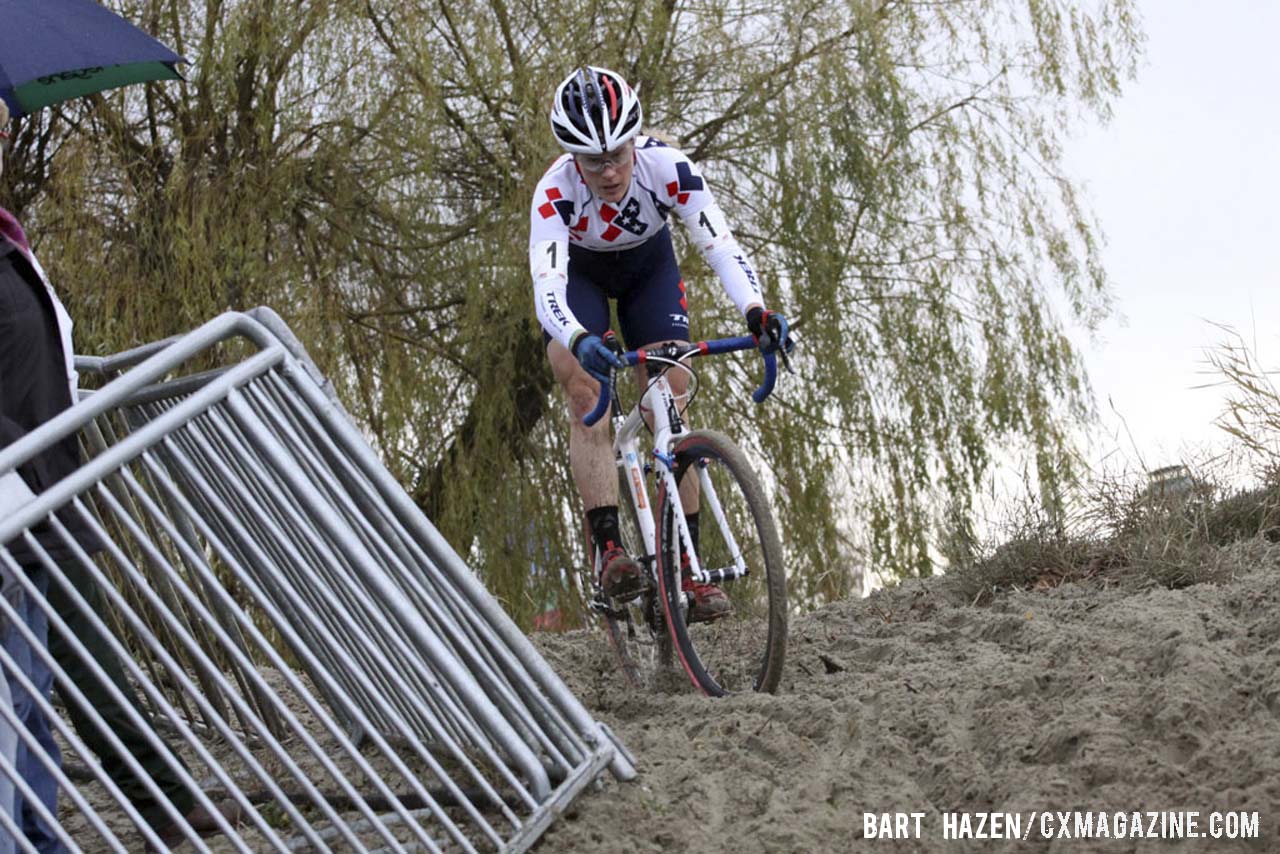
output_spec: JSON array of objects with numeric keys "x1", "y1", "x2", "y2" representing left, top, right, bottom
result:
[
  {"x1": 0, "y1": 99, "x2": 240, "y2": 850},
  {"x1": 0, "y1": 94, "x2": 75, "y2": 854}
]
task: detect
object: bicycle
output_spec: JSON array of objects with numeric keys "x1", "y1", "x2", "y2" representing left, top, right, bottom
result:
[{"x1": 585, "y1": 329, "x2": 790, "y2": 696}]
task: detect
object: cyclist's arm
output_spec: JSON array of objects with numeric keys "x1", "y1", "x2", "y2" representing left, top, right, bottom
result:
[
  {"x1": 530, "y1": 177, "x2": 588, "y2": 352},
  {"x1": 681, "y1": 200, "x2": 765, "y2": 317},
  {"x1": 663, "y1": 152, "x2": 765, "y2": 318}
]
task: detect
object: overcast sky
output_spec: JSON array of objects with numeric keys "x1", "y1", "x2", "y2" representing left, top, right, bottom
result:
[{"x1": 1066, "y1": 0, "x2": 1280, "y2": 477}]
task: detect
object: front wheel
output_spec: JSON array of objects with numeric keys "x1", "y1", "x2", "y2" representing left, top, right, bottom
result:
[{"x1": 655, "y1": 430, "x2": 787, "y2": 695}]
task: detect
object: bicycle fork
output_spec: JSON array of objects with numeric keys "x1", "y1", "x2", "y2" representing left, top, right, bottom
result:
[{"x1": 623, "y1": 374, "x2": 752, "y2": 594}]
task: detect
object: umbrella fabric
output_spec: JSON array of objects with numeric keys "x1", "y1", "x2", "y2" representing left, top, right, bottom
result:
[{"x1": 0, "y1": 0, "x2": 185, "y2": 118}]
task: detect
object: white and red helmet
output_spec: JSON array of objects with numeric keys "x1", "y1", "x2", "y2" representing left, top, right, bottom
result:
[{"x1": 549, "y1": 65, "x2": 643, "y2": 154}]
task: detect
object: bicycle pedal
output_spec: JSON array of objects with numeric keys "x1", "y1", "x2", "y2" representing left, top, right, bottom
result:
[{"x1": 591, "y1": 596, "x2": 631, "y2": 621}]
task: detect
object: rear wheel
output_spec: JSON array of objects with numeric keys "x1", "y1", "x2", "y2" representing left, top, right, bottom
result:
[
  {"x1": 655, "y1": 430, "x2": 787, "y2": 695},
  {"x1": 599, "y1": 468, "x2": 671, "y2": 688}
]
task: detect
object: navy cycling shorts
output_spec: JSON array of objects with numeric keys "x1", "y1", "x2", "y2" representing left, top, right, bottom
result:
[{"x1": 544, "y1": 225, "x2": 690, "y2": 350}]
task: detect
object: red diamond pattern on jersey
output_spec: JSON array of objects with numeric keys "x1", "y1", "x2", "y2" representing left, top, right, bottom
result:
[
  {"x1": 599, "y1": 204, "x2": 623, "y2": 242},
  {"x1": 665, "y1": 181, "x2": 691, "y2": 205},
  {"x1": 679, "y1": 280, "x2": 688, "y2": 311},
  {"x1": 537, "y1": 187, "x2": 563, "y2": 219}
]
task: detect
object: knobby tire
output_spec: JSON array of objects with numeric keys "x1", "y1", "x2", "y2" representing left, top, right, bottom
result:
[{"x1": 654, "y1": 429, "x2": 787, "y2": 695}]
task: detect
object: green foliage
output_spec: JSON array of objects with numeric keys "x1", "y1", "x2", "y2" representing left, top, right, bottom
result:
[{"x1": 1, "y1": 0, "x2": 1143, "y2": 627}]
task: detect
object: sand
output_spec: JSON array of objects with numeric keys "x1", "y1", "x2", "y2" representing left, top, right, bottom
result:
[
  {"x1": 55, "y1": 543, "x2": 1280, "y2": 852},
  {"x1": 529, "y1": 546, "x2": 1280, "y2": 853}
]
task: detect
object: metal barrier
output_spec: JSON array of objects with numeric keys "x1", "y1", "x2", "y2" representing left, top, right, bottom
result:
[{"x1": 0, "y1": 308, "x2": 633, "y2": 852}]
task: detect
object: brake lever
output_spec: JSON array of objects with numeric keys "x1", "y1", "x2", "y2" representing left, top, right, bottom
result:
[
  {"x1": 770, "y1": 322, "x2": 797, "y2": 375},
  {"x1": 778, "y1": 342, "x2": 795, "y2": 374},
  {"x1": 602, "y1": 331, "x2": 625, "y2": 414}
]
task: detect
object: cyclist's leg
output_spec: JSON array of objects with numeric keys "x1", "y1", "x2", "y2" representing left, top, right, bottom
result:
[
  {"x1": 548, "y1": 259, "x2": 642, "y2": 595},
  {"x1": 548, "y1": 340, "x2": 613, "y2": 501},
  {"x1": 545, "y1": 273, "x2": 613, "y2": 512}
]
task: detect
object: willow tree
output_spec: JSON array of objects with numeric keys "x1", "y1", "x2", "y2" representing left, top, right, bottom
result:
[{"x1": 2, "y1": 0, "x2": 1141, "y2": 625}]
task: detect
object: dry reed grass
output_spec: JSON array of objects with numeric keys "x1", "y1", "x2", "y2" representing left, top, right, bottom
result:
[{"x1": 950, "y1": 325, "x2": 1280, "y2": 602}]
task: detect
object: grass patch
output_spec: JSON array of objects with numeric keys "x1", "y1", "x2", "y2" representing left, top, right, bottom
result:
[
  {"x1": 946, "y1": 325, "x2": 1280, "y2": 604},
  {"x1": 949, "y1": 466, "x2": 1280, "y2": 605}
]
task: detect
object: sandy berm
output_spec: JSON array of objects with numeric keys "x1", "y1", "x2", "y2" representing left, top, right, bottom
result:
[{"x1": 532, "y1": 542, "x2": 1280, "y2": 853}]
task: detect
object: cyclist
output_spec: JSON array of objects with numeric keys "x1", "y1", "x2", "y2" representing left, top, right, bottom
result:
[{"x1": 530, "y1": 65, "x2": 790, "y2": 623}]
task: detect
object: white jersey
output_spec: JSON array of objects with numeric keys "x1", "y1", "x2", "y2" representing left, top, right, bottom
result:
[{"x1": 530, "y1": 135, "x2": 764, "y2": 349}]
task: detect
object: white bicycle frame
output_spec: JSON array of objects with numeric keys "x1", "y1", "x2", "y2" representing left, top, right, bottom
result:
[{"x1": 606, "y1": 362, "x2": 750, "y2": 595}]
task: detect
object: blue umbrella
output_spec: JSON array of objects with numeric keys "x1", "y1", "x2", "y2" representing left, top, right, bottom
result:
[{"x1": 0, "y1": 0, "x2": 186, "y2": 118}]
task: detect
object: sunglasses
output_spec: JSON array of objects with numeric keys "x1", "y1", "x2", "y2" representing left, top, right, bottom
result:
[{"x1": 576, "y1": 145, "x2": 632, "y2": 174}]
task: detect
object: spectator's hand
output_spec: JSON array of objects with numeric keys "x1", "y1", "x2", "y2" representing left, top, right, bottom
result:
[
  {"x1": 746, "y1": 307, "x2": 793, "y2": 355},
  {"x1": 573, "y1": 334, "x2": 623, "y2": 384}
]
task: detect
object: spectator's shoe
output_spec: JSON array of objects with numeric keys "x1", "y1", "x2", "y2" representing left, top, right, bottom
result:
[
  {"x1": 600, "y1": 541, "x2": 643, "y2": 601},
  {"x1": 149, "y1": 798, "x2": 245, "y2": 851}
]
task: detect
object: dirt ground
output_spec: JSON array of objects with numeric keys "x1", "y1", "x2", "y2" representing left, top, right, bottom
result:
[
  {"x1": 53, "y1": 542, "x2": 1280, "y2": 852},
  {"x1": 529, "y1": 544, "x2": 1280, "y2": 854}
]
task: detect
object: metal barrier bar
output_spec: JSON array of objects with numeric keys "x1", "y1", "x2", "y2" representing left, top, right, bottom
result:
[
  {"x1": 245, "y1": 375, "x2": 578, "y2": 768},
  {"x1": 127, "y1": 476, "x2": 507, "y2": 849},
  {"x1": 149, "y1": 412, "x2": 525, "y2": 827},
  {"x1": 0, "y1": 309, "x2": 631, "y2": 852},
  {"x1": 276, "y1": 354, "x2": 637, "y2": 780}
]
